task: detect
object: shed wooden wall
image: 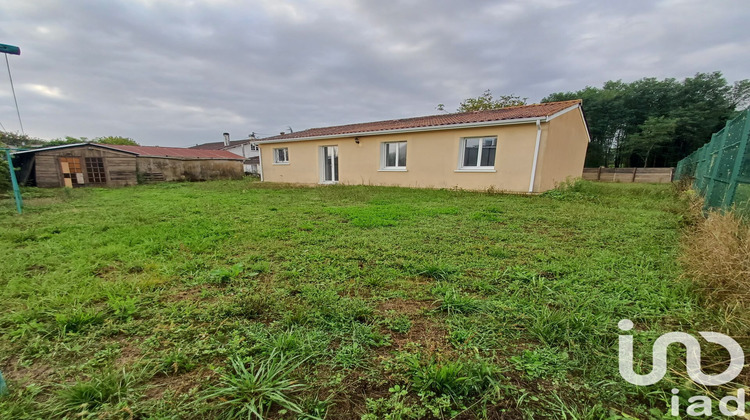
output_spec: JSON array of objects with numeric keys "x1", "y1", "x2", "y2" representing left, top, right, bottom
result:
[{"x1": 33, "y1": 146, "x2": 137, "y2": 188}]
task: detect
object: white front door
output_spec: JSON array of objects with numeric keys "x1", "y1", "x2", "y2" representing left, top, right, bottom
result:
[{"x1": 320, "y1": 146, "x2": 339, "y2": 183}]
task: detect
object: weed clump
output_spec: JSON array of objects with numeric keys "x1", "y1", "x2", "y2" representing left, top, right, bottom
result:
[
  {"x1": 54, "y1": 369, "x2": 142, "y2": 417},
  {"x1": 229, "y1": 295, "x2": 274, "y2": 319},
  {"x1": 55, "y1": 308, "x2": 104, "y2": 335},
  {"x1": 200, "y1": 352, "x2": 308, "y2": 419}
]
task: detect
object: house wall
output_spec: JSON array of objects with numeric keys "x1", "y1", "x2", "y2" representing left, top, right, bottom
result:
[
  {"x1": 136, "y1": 157, "x2": 244, "y2": 182},
  {"x1": 534, "y1": 108, "x2": 590, "y2": 191},
  {"x1": 226, "y1": 143, "x2": 260, "y2": 159},
  {"x1": 32, "y1": 146, "x2": 137, "y2": 188},
  {"x1": 259, "y1": 124, "x2": 544, "y2": 191}
]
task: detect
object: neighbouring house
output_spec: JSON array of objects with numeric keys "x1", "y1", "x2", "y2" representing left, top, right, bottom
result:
[
  {"x1": 255, "y1": 100, "x2": 589, "y2": 193},
  {"x1": 12, "y1": 143, "x2": 244, "y2": 188},
  {"x1": 191, "y1": 133, "x2": 260, "y2": 174}
]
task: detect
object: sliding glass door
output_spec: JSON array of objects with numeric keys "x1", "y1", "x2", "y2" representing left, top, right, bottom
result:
[{"x1": 320, "y1": 146, "x2": 339, "y2": 183}]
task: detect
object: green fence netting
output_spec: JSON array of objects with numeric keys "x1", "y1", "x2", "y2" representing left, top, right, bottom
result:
[{"x1": 674, "y1": 108, "x2": 750, "y2": 216}]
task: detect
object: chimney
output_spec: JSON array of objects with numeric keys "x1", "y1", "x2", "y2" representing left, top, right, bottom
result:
[{"x1": 222, "y1": 132, "x2": 230, "y2": 146}]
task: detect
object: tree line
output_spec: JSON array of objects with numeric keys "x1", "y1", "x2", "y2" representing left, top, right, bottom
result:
[
  {"x1": 0, "y1": 133, "x2": 139, "y2": 148},
  {"x1": 447, "y1": 72, "x2": 749, "y2": 168}
]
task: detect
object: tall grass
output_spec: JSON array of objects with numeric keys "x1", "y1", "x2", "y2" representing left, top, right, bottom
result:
[{"x1": 681, "y1": 209, "x2": 750, "y2": 304}]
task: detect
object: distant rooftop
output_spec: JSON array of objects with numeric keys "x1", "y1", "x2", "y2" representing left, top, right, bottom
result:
[{"x1": 190, "y1": 139, "x2": 255, "y2": 150}]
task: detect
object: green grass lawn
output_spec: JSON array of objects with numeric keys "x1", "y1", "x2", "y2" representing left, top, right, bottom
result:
[{"x1": 0, "y1": 180, "x2": 732, "y2": 418}]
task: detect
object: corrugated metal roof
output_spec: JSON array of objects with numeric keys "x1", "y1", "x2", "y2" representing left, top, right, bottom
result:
[
  {"x1": 104, "y1": 144, "x2": 243, "y2": 159},
  {"x1": 12, "y1": 143, "x2": 243, "y2": 160},
  {"x1": 258, "y1": 100, "x2": 581, "y2": 143}
]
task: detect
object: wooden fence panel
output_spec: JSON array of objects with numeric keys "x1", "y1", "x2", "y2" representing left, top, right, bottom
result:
[{"x1": 581, "y1": 167, "x2": 674, "y2": 183}]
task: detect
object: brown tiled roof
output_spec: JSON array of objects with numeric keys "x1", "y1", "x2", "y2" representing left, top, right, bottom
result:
[
  {"x1": 100, "y1": 144, "x2": 243, "y2": 159},
  {"x1": 190, "y1": 139, "x2": 253, "y2": 150},
  {"x1": 259, "y1": 100, "x2": 581, "y2": 142}
]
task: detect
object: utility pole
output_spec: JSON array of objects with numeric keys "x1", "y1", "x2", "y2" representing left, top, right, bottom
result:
[
  {"x1": 1, "y1": 43, "x2": 23, "y2": 135},
  {"x1": 1, "y1": 43, "x2": 23, "y2": 214}
]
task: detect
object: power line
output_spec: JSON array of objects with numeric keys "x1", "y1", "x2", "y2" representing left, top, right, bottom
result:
[{"x1": 4, "y1": 53, "x2": 24, "y2": 135}]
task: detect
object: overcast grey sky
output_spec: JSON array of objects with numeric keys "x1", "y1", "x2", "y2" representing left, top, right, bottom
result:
[{"x1": 0, "y1": 0, "x2": 748, "y2": 147}]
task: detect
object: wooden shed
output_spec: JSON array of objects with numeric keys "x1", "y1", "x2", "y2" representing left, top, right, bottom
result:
[{"x1": 13, "y1": 143, "x2": 244, "y2": 188}]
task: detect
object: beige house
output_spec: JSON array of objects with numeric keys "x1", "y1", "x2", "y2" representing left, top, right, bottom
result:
[{"x1": 256, "y1": 100, "x2": 589, "y2": 193}]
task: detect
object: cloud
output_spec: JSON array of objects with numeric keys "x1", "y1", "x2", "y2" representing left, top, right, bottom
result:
[
  {"x1": 22, "y1": 84, "x2": 65, "y2": 99},
  {"x1": 0, "y1": 0, "x2": 747, "y2": 145}
]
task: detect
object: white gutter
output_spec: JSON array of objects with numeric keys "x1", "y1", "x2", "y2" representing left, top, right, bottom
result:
[
  {"x1": 255, "y1": 116, "x2": 545, "y2": 144},
  {"x1": 528, "y1": 119, "x2": 542, "y2": 193}
]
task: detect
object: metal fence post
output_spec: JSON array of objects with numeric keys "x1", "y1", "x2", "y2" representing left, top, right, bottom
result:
[
  {"x1": 722, "y1": 109, "x2": 750, "y2": 208},
  {"x1": 4, "y1": 149, "x2": 22, "y2": 214}
]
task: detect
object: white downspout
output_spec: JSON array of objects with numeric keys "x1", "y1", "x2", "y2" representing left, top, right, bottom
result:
[
  {"x1": 258, "y1": 145, "x2": 264, "y2": 181},
  {"x1": 528, "y1": 119, "x2": 542, "y2": 193}
]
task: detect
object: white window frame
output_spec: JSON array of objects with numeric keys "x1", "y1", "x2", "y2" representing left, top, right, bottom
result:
[
  {"x1": 379, "y1": 141, "x2": 407, "y2": 171},
  {"x1": 250, "y1": 143, "x2": 259, "y2": 151},
  {"x1": 456, "y1": 136, "x2": 497, "y2": 172},
  {"x1": 273, "y1": 147, "x2": 289, "y2": 164}
]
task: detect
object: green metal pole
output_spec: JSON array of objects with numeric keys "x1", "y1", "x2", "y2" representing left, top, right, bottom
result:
[
  {"x1": 5, "y1": 149, "x2": 22, "y2": 214},
  {"x1": 0, "y1": 370, "x2": 7, "y2": 396}
]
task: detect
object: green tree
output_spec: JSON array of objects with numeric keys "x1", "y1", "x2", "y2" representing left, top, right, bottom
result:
[
  {"x1": 45, "y1": 136, "x2": 87, "y2": 147},
  {"x1": 0, "y1": 132, "x2": 45, "y2": 147},
  {"x1": 456, "y1": 90, "x2": 527, "y2": 112},
  {"x1": 624, "y1": 116, "x2": 678, "y2": 167},
  {"x1": 730, "y1": 79, "x2": 750, "y2": 109},
  {"x1": 93, "y1": 136, "x2": 139, "y2": 146},
  {"x1": 543, "y1": 71, "x2": 747, "y2": 167},
  {"x1": 0, "y1": 158, "x2": 10, "y2": 192}
]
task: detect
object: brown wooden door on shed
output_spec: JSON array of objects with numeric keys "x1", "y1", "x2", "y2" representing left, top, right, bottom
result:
[{"x1": 59, "y1": 157, "x2": 83, "y2": 188}]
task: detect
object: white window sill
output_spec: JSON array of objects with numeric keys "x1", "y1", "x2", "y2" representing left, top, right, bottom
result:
[
  {"x1": 378, "y1": 168, "x2": 407, "y2": 172},
  {"x1": 455, "y1": 168, "x2": 496, "y2": 173},
  {"x1": 273, "y1": 162, "x2": 290, "y2": 165},
  {"x1": 319, "y1": 181, "x2": 339, "y2": 185}
]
